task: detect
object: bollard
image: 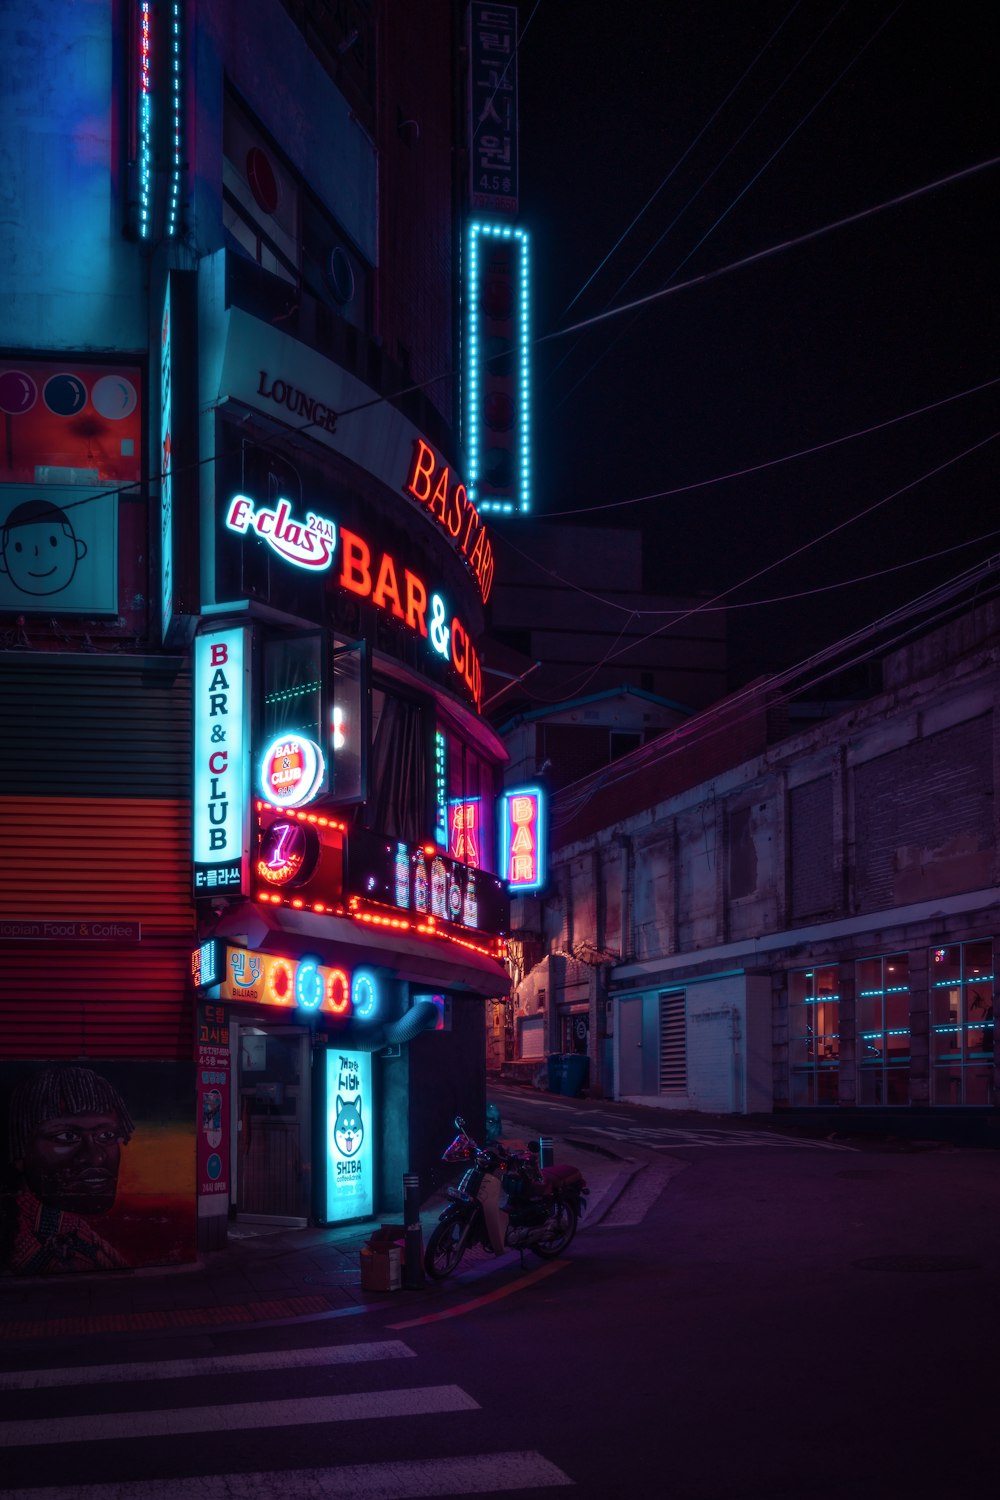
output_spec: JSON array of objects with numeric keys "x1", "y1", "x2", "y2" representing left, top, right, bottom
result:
[
  {"x1": 403, "y1": 1172, "x2": 425, "y2": 1289},
  {"x1": 538, "y1": 1135, "x2": 554, "y2": 1168}
]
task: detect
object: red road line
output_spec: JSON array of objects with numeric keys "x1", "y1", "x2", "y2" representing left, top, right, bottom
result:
[{"x1": 386, "y1": 1259, "x2": 568, "y2": 1329}]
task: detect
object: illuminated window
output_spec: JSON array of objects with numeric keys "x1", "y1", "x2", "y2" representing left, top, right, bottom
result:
[
  {"x1": 856, "y1": 954, "x2": 911, "y2": 1106},
  {"x1": 930, "y1": 940, "x2": 994, "y2": 1106},
  {"x1": 788, "y1": 966, "x2": 840, "y2": 1106}
]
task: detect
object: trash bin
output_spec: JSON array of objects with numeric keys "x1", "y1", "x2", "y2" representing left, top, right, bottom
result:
[
  {"x1": 561, "y1": 1054, "x2": 590, "y2": 1097},
  {"x1": 547, "y1": 1054, "x2": 568, "y2": 1093}
]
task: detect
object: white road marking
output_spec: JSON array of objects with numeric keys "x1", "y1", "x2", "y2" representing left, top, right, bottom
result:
[
  {"x1": 0, "y1": 1339, "x2": 417, "y2": 1391},
  {"x1": 1, "y1": 1450, "x2": 574, "y2": 1499},
  {"x1": 0, "y1": 1385, "x2": 479, "y2": 1447}
]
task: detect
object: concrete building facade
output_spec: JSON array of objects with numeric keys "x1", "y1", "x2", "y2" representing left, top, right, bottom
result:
[{"x1": 506, "y1": 594, "x2": 1000, "y2": 1138}]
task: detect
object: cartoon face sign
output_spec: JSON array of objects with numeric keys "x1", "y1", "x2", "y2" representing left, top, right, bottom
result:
[
  {"x1": 333, "y1": 1093, "x2": 364, "y2": 1157},
  {"x1": 0, "y1": 498, "x2": 87, "y2": 596}
]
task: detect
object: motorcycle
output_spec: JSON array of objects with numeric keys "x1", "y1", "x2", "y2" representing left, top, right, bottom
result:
[{"x1": 425, "y1": 1116, "x2": 588, "y2": 1280}]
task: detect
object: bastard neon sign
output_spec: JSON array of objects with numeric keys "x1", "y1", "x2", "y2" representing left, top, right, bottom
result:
[{"x1": 403, "y1": 439, "x2": 494, "y2": 604}]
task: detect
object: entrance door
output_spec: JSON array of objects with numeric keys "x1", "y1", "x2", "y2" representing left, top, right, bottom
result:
[
  {"x1": 618, "y1": 996, "x2": 644, "y2": 1096},
  {"x1": 236, "y1": 1025, "x2": 311, "y2": 1225}
]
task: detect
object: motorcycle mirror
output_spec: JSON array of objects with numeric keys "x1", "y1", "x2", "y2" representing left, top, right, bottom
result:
[{"x1": 454, "y1": 1115, "x2": 467, "y2": 1131}]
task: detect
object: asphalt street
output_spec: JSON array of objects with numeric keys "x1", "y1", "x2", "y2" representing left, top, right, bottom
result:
[{"x1": 1, "y1": 1086, "x2": 998, "y2": 1498}]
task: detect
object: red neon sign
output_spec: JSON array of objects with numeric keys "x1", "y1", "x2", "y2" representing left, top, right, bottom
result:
[
  {"x1": 449, "y1": 800, "x2": 480, "y2": 866},
  {"x1": 501, "y1": 787, "x2": 546, "y2": 891},
  {"x1": 404, "y1": 439, "x2": 494, "y2": 604}
]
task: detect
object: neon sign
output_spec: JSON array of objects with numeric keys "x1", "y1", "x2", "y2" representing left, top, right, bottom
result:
[
  {"x1": 138, "y1": 2, "x2": 153, "y2": 239},
  {"x1": 259, "y1": 734, "x2": 326, "y2": 808},
  {"x1": 167, "y1": 2, "x2": 183, "y2": 237},
  {"x1": 226, "y1": 493, "x2": 337, "y2": 570},
  {"x1": 216, "y1": 945, "x2": 360, "y2": 1019},
  {"x1": 404, "y1": 439, "x2": 494, "y2": 603},
  {"x1": 224, "y1": 494, "x2": 483, "y2": 708},
  {"x1": 449, "y1": 799, "x2": 481, "y2": 866},
  {"x1": 256, "y1": 820, "x2": 319, "y2": 886},
  {"x1": 193, "y1": 627, "x2": 250, "y2": 897},
  {"x1": 500, "y1": 786, "x2": 546, "y2": 891},
  {"x1": 325, "y1": 1049, "x2": 374, "y2": 1222},
  {"x1": 465, "y1": 223, "x2": 531, "y2": 514}
]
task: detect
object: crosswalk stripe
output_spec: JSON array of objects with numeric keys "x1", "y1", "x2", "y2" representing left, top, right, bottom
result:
[
  {"x1": 0, "y1": 1384, "x2": 479, "y2": 1448},
  {"x1": 2, "y1": 1449, "x2": 574, "y2": 1499},
  {"x1": 0, "y1": 1339, "x2": 416, "y2": 1391}
]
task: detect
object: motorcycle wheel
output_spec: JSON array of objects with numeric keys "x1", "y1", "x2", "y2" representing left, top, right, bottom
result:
[
  {"x1": 425, "y1": 1213, "x2": 472, "y2": 1279},
  {"x1": 530, "y1": 1198, "x2": 578, "y2": 1259}
]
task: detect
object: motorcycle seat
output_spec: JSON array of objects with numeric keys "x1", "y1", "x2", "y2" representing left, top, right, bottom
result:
[{"x1": 540, "y1": 1164, "x2": 586, "y2": 1191}]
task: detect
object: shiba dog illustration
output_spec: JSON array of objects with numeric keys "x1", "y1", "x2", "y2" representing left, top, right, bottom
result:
[{"x1": 334, "y1": 1093, "x2": 364, "y2": 1156}]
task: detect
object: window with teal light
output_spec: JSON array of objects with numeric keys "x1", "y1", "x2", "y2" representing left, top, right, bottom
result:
[
  {"x1": 788, "y1": 965, "x2": 840, "y2": 1106},
  {"x1": 856, "y1": 954, "x2": 911, "y2": 1106},
  {"x1": 930, "y1": 940, "x2": 994, "y2": 1106}
]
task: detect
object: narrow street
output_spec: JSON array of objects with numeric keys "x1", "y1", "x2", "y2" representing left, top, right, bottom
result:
[{"x1": 2, "y1": 1088, "x2": 998, "y2": 1498}]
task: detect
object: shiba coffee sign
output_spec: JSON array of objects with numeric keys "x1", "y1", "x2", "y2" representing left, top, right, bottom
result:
[{"x1": 324, "y1": 1049, "x2": 373, "y2": 1223}]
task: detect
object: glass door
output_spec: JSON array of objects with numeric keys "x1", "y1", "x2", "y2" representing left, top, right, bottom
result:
[{"x1": 235, "y1": 1024, "x2": 311, "y2": 1225}]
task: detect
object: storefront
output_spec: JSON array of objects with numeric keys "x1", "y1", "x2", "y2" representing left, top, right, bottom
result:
[{"x1": 189, "y1": 284, "x2": 511, "y2": 1245}]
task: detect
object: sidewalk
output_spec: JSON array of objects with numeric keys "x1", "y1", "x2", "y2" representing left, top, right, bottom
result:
[{"x1": 0, "y1": 1127, "x2": 634, "y2": 1348}]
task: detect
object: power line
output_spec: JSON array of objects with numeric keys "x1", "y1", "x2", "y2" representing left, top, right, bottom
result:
[
  {"x1": 509, "y1": 428, "x2": 1000, "y2": 703},
  {"x1": 538, "y1": 155, "x2": 1000, "y2": 347},
  {"x1": 544, "y1": 374, "x2": 1000, "y2": 518},
  {"x1": 562, "y1": 0, "x2": 805, "y2": 317},
  {"x1": 550, "y1": 553, "x2": 1000, "y2": 828}
]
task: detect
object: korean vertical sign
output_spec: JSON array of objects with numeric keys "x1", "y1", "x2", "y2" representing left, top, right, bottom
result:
[
  {"x1": 468, "y1": 3, "x2": 518, "y2": 214},
  {"x1": 193, "y1": 625, "x2": 251, "y2": 897},
  {"x1": 196, "y1": 1001, "x2": 230, "y2": 1199}
]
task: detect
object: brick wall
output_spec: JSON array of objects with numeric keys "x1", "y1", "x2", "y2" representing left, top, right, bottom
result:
[{"x1": 854, "y1": 714, "x2": 993, "y2": 910}]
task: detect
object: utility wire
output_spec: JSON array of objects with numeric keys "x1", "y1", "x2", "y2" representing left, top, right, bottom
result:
[
  {"x1": 609, "y1": 0, "x2": 853, "y2": 308},
  {"x1": 539, "y1": 154, "x2": 1000, "y2": 347},
  {"x1": 22, "y1": 158, "x2": 998, "y2": 538},
  {"x1": 562, "y1": 0, "x2": 804, "y2": 317},
  {"x1": 545, "y1": 373, "x2": 1000, "y2": 518},
  {"x1": 511, "y1": 429, "x2": 1000, "y2": 703},
  {"x1": 550, "y1": 553, "x2": 1000, "y2": 826}
]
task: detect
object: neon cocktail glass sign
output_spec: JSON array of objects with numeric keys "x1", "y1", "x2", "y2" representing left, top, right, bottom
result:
[{"x1": 500, "y1": 786, "x2": 546, "y2": 891}]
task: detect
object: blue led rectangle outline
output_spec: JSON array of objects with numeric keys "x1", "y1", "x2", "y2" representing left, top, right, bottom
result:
[
  {"x1": 500, "y1": 785, "x2": 546, "y2": 891},
  {"x1": 466, "y1": 222, "x2": 531, "y2": 515}
]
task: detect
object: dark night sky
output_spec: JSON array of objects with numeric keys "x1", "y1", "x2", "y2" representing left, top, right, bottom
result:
[{"x1": 506, "y1": 0, "x2": 997, "y2": 686}]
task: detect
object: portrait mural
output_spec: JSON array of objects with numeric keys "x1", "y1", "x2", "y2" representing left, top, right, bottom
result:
[
  {"x1": 0, "y1": 1061, "x2": 196, "y2": 1277},
  {"x1": 0, "y1": 359, "x2": 142, "y2": 618}
]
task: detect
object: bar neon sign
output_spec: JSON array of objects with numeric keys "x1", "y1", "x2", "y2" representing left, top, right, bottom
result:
[
  {"x1": 224, "y1": 493, "x2": 483, "y2": 707},
  {"x1": 500, "y1": 786, "x2": 546, "y2": 890},
  {"x1": 259, "y1": 733, "x2": 326, "y2": 808}
]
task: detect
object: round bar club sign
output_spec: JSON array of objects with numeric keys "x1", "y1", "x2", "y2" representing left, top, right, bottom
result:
[{"x1": 259, "y1": 734, "x2": 325, "y2": 808}]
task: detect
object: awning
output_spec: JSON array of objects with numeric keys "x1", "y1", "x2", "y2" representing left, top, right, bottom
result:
[{"x1": 211, "y1": 902, "x2": 510, "y2": 998}]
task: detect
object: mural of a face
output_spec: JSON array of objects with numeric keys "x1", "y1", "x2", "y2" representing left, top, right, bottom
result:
[
  {"x1": 16, "y1": 1111, "x2": 125, "y2": 1216},
  {"x1": 0, "y1": 498, "x2": 87, "y2": 596}
]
